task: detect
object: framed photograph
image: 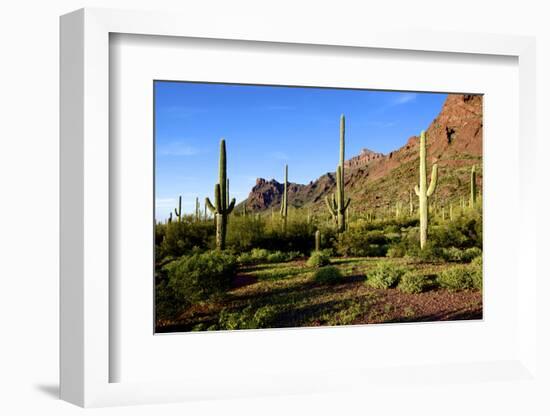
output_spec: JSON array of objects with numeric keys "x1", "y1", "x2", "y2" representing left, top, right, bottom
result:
[{"x1": 60, "y1": 7, "x2": 538, "y2": 409}]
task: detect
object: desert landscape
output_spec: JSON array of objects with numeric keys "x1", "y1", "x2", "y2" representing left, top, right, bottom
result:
[{"x1": 154, "y1": 88, "x2": 482, "y2": 332}]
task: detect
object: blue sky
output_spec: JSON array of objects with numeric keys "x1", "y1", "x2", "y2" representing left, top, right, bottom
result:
[{"x1": 155, "y1": 81, "x2": 447, "y2": 220}]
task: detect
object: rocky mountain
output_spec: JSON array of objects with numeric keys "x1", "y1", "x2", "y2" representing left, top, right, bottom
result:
[{"x1": 237, "y1": 93, "x2": 482, "y2": 214}]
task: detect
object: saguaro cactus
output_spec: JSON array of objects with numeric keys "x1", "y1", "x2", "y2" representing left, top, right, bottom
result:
[
  {"x1": 195, "y1": 197, "x2": 200, "y2": 221},
  {"x1": 325, "y1": 114, "x2": 351, "y2": 232},
  {"x1": 205, "y1": 139, "x2": 236, "y2": 250},
  {"x1": 470, "y1": 165, "x2": 477, "y2": 209},
  {"x1": 315, "y1": 230, "x2": 321, "y2": 252},
  {"x1": 174, "y1": 195, "x2": 182, "y2": 223},
  {"x1": 280, "y1": 164, "x2": 289, "y2": 231},
  {"x1": 414, "y1": 131, "x2": 438, "y2": 249},
  {"x1": 168, "y1": 212, "x2": 173, "y2": 223},
  {"x1": 409, "y1": 190, "x2": 414, "y2": 216}
]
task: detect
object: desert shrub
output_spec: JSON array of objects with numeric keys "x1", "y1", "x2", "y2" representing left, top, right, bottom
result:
[
  {"x1": 336, "y1": 228, "x2": 391, "y2": 257},
  {"x1": 365, "y1": 262, "x2": 406, "y2": 289},
  {"x1": 237, "y1": 249, "x2": 303, "y2": 265},
  {"x1": 441, "y1": 246, "x2": 482, "y2": 262},
  {"x1": 165, "y1": 250, "x2": 237, "y2": 305},
  {"x1": 470, "y1": 255, "x2": 483, "y2": 290},
  {"x1": 430, "y1": 217, "x2": 482, "y2": 249},
  {"x1": 464, "y1": 247, "x2": 483, "y2": 262},
  {"x1": 307, "y1": 250, "x2": 331, "y2": 267},
  {"x1": 156, "y1": 221, "x2": 215, "y2": 260},
  {"x1": 386, "y1": 245, "x2": 406, "y2": 258},
  {"x1": 226, "y1": 216, "x2": 267, "y2": 253},
  {"x1": 397, "y1": 272, "x2": 430, "y2": 294},
  {"x1": 266, "y1": 250, "x2": 287, "y2": 263},
  {"x1": 218, "y1": 304, "x2": 280, "y2": 330},
  {"x1": 437, "y1": 265, "x2": 475, "y2": 292},
  {"x1": 155, "y1": 278, "x2": 180, "y2": 321},
  {"x1": 285, "y1": 251, "x2": 302, "y2": 261},
  {"x1": 313, "y1": 266, "x2": 343, "y2": 284}
]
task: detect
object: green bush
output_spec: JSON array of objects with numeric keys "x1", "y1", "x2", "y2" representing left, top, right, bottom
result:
[
  {"x1": 397, "y1": 272, "x2": 430, "y2": 294},
  {"x1": 266, "y1": 250, "x2": 288, "y2": 263},
  {"x1": 441, "y1": 246, "x2": 482, "y2": 262},
  {"x1": 307, "y1": 250, "x2": 331, "y2": 267},
  {"x1": 438, "y1": 265, "x2": 475, "y2": 292},
  {"x1": 165, "y1": 250, "x2": 237, "y2": 305},
  {"x1": 470, "y1": 256, "x2": 483, "y2": 290},
  {"x1": 463, "y1": 247, "x2": 483, "y2": 262},
  {"x1": 156, "y1": 221, "x2": 215, "y2": 261},
  {"x1": 237, "y1": 249, "x2": 302, "y2": 265},
  {"x1": 226, "y1": 215, "x2": 267, "y2": 253},
  {"x1": 386, "y1": 245, "x2": 406, "y2": 258},
  {"x1": 218, "y1": 304, "x2": 279, "y2": 330},
  {"x1": 335, "y1": 228, "x2": 391, "y2": 257},
  {"x1": 365, "y1": 262, "x2": 406, "y2": 289},
  {"x1": 313, "y1": 266, "x2": 343, "y2": 284}
]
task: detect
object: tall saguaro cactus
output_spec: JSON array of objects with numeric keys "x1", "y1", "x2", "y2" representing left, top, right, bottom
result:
[
  {"x1": 174, "y1": 195, "x2": 182, "y2": 223},
  {"x1": 325, "y1": 114, "x2": 351, "y2": 233},
  {"x1": 315, "y1": 230, "x2": 321, "y2": 252},
  {"x1": 280, "y1": 164, "x2": 289, "y2": 231},
  {"x1": 470, "y1": 165, "x2": 477, "y2": 209},
  {"x1": 205, "y1": 139, "x2": 236, "y2": 250},
  {"x1": 195, "y1": 197, "x2": 200, "y2": 221},
  {"x1": 414, "y1": 131, "x2": 439, "y2": 249}
]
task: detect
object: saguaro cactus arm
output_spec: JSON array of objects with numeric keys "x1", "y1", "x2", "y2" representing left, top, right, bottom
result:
[
  {"x1": 205, "y1": 197, "x2": 216, "y2": 213},
  {"x1": 414, "y1": 185, "x2": 420, "y2": 196},
  {"x1": 344, "y1": 198, "x2": 351, "y2": 211},
  {"x1": 426, "y1": 164, "x2": 439, "y2": 197},
  {"x1": 227, "y1": 198, "x2": 236, "y2": 212},
  {"x1": 325, "y1": 195, "x2": 337, "y2": 217}
]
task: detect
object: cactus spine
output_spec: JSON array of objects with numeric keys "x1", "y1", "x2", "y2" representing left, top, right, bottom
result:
[
  {"x1": 280, "y1": 164, "x2": 289, "y2": 231},
  {"x1": 414, "y1": 131, "x2": 438, "y2": 249},
  {"x1": 315, "y1": 230, "x2": 321, "y2": 252},
  {"x1": 174, "y1": 195, "x2": 182, "y2": 223},
  {"x1": 470, "y1": 165, "x2": 477, "y2": 209},
  {"x1": 205, "y1": 139, "x2": 236, "y2": 250},
  {"x1": 325, "y1": 114, "x2": 351, "y2": 233}
]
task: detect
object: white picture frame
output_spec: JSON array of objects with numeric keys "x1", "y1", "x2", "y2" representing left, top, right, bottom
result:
[{"x1": 60, "y1": 7, "x2": 539, "y2": 408}]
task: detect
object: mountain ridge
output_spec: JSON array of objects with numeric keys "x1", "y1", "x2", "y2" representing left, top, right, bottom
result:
[{"x1": 237, "y1": 93, "x2": 482, "y2": 214}]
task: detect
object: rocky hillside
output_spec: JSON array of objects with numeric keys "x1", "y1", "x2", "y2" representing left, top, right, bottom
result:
[{"x1": 237, "y1": 94, "x2": 482, "y2": 215}]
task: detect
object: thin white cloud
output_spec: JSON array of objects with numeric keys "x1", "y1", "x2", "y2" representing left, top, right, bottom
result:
[
  {"x1": 160, "y1": 105, "x2": 206, "y2": 118},
  {"x1": 155, "y1": 198, "x2": 176, "y2": 208},
  {"x1": 157, "y1": 141, "x2": 200, "y2": 156},
  {"x1": 391, "y1": 93, "x2": 418, "y2": 105}
]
